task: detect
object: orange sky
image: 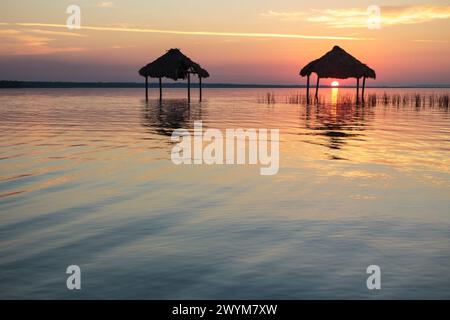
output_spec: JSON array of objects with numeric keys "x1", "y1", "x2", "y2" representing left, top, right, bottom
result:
[{"x1": 0, "y1": 0, "x2": 449, "y2": 85}]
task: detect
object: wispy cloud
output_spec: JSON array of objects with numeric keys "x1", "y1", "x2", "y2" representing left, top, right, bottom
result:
[
  {"x1": 262, "y1": 5, "x2": 450, "y2": 28},
  {"x1": 27, "y1": 29, "x2": 86, "y2": 37},
  {"x1": 0, "y1": 29, "x2": 21, "y2": 35},
  {"x1": 260, "y1": 10, "x2": 310, "y2": 21},
  {"x1": 0, "y1": 22, "x2": 372, "y2": 41},
  {"x1": 96, "y1": 2, "x2": 115, "y2": 8},
  {"x1": 0, "y1": 28, "x2": 85, "y2": 55},
  {"x1": 411, "y1": 39, "x2": 448, "y2": 44}
]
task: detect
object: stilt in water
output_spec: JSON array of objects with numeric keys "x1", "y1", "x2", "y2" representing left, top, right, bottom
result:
[
  {"x1": 362, "y1": 77, "x2": 366, "y2": 103},
  {"x1": 356, "y1": 78, "x2": 360, "y2": 104},
  {"x1": 315, "y1": 76, "x2": 320, "y2": 100},
  {"x1": 159, "y1": 77, "x2": 162, "y2": 101},
  {"x1": 187, "y1": 73, "x2": 191, "y2": 102},
  {"x1": 199, "y1": 76, "x2": 202, "y2": 102},
  {"x1": 306, "y1": 75, "x2": 310, "y2": 104},
  {"x1": 145, "y1": 76, "x2": 148, "y2": 101}
]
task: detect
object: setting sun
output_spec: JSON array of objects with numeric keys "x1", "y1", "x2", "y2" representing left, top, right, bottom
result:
[{"x1": 331, "y1": 81, "x2": 340, "y2": 87}]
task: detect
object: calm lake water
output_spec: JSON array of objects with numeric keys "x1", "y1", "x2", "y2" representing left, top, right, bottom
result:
[{"x1": 0, "y1": 88, "x2": 449, "y2": 299}]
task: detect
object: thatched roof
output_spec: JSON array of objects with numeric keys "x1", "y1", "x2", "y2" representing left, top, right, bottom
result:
[
  {"x1": 300, "y1": 46, "x2": 376, "y2": 79},
  {"x1": 139, "y1": 48, "x2": 209, "y2": 80}
]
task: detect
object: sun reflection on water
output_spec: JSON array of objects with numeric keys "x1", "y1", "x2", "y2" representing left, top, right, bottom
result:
[{"x1": 331, "y1": 87, "x2": 338, "y2": 106}]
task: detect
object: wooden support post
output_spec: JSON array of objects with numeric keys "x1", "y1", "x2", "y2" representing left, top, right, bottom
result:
[
  {"x1": 199, "y1": 76, "x2": 202, "y2": 102},
  {"x1": 315, "y1": 76, "x2": 320, "y2": 100},
  {"x1": 159, "y1": 77, "x2": 162, "y2": 101},
  {"x1": 187, "y1": 73, "x2": 191, "y2": 102},
  {"x1": 362, "y1": 77, "x2": 366, "y2": 103},
  {"x1": 145, "y1": 76, "x2": 148, "y2": 101},
  {"x1": 306, "y1": 75, "x2": 310, "y2": 104},
  {"x1": 356, "y1": 78, "x2": 360, "y2": 104}
]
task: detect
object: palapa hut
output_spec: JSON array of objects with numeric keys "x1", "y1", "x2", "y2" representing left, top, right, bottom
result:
[
  {"x1": 139, "y1": 48, "x2": 210, "y2": 101},
  {"x1": 300, "y1": 46, "x2": 376, "y2": 104}
]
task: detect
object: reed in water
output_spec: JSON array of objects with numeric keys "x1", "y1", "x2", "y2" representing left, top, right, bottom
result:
[{"x1": 257, "y1": 92, "x2": 449, "y2": 109}]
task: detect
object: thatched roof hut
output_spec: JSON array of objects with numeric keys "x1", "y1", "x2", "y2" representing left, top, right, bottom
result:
[
  {"x1": 139, "y1": 49, "x2": 210, "y2": 101},
  {"x1": 300, "y1": 46, "x2": 376, "y2": 103}
]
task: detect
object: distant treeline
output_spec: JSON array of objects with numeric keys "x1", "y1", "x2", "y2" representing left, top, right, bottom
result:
[
  {"x1": 0, "y1": 80, "x2": 449, "y2": 89},
  {"x1": 0, "y1": 81, "x2": 302, "y2": 89}
]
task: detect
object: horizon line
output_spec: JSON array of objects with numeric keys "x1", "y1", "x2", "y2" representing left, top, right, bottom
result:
[{"x1": 1, "y1": 80, "x2": 449, "y2": 89}]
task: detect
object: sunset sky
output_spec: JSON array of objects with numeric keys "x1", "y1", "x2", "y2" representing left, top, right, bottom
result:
[{"x1": 0, "y1": 0, "x2": 449, "y2": 85}]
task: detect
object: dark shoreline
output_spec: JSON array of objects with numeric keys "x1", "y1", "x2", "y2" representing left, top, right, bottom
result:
[{"x1": 0, "y1": 80, "x2": 449, "y2": 89}]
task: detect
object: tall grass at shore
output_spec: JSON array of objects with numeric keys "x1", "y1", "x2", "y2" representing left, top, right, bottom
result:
[
  {"x1": 257, "y1": 92, "x2": 277, "y2": 104},
  {"x1": 257, "y1": 92, "x2": 449, "y2": 109}
]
